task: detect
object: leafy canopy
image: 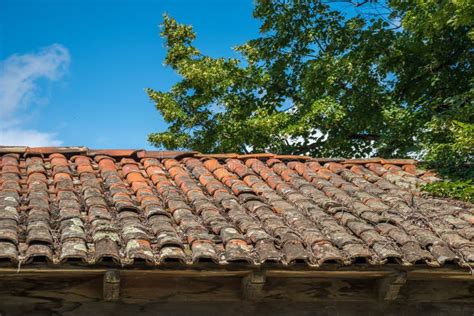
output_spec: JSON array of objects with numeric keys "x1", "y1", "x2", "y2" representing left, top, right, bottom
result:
[
  {"x1": 148, "y1": 0, "x2": 472, "y2": 157},
  {"x1": 147, "y1": 1, "x2": 473, "y2": 200}
]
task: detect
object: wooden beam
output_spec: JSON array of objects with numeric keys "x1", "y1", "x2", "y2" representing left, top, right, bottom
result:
[
  {"x1": 266, "y1": 270, "x2": 391, "y2": 279},
  {"x1": 242, "y1": 271, "x2": 266, "y2": 301},
  {"x1": 408, "y1": 269, "x2": 474, "y2": 280},
  {"x1": 2, "y1": 268, "x2": 474, "y2": 306},
  {"x1": 103, "y1": 270, "x2": 120, "y2": 301},
  {"x1": 377, "y1": 271, "x2": 407, "y2": 302},
  {"x1": 0, "y1": 266, "x2": 473, "y2": 280}
]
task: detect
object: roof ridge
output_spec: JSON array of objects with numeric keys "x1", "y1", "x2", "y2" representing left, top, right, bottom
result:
[{"x1": 0, "y1": 146, "x2": 417, "y2": 165}]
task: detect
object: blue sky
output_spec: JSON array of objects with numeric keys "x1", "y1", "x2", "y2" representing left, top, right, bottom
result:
[{"x1": 0, "y1": 0, "x2": 259, "y2": 149}]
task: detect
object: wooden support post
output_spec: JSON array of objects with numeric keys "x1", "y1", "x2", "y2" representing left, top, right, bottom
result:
[
  {"x1": 103, "y1": 270, "x2": 120, "y2": 301},
  {"x1": 377, "y1": 271, "x2": 407, "y2": 302},
  {"x1": 242, "y1": 270, "x2": 266, "y2": 301}
]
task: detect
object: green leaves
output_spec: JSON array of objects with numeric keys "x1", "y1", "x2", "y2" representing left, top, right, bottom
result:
[
  {"x1": 161, "y1": 14, "x2": 199, "y2": 66},
  {"x1": 148, "y1": 3, "x2": 473, "y2": 199},
  {"x1": 424, "y1": 180, "x2": 474, "y2": 203}
]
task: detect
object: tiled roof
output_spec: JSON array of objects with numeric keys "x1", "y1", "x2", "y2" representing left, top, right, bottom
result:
[{"x1": 0, "y1": 146, "x2": 473, "y2": 267}]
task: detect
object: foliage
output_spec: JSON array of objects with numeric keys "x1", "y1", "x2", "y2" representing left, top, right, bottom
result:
[
  {"x1": 424, "y1": 180, "x2": 474, "y2": 203},
  {"x1": 422, "y1": 119, "x2": 474, "y2": 203},
  {"x1": 424, "y1": 120, "x2": 474, "y2": 178},
  {"x1": 147, "y1": 1, "x2": 474, "y2": 199}
]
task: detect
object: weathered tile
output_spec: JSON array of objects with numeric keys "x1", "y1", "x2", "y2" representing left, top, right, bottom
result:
[{"x1": 0, "y1": 147, "x2": 471, "y2": 268}]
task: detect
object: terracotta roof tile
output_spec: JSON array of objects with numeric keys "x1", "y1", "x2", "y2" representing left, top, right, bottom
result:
[{"x1": 0, "y1": 147, "x2": 472, "y2": 267}]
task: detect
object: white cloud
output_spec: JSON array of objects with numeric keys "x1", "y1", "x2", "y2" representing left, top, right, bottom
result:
[
  {"x1": 0, "y1": 44, "x2": 70, "y2": 146},
  {"x1": 0, "y1": 129, "x2": 62, "y2": 147}
]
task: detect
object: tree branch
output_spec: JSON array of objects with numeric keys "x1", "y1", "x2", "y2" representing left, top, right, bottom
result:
[
  {"x1": 349, "y1": 133, "x2": 380, "y2": 140},
  {"x1": 351, "y1": 0, "x2": 370, "y2": 7}
]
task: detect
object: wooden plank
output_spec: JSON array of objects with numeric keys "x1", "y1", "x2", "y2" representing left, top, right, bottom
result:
[
  {"x1": 0, "y1": 273, "x2": 102, "y2": 314},
  {"x1": 263, "y1": 277, "x2": 375, "y2": 302},
  {"x1": 242, "y1": 271, "x2": 266, "y2": 301},
  {"x1": 103, "y1": 270, "x2": 120, "y2": 301},
  {"x1": 120, "y1": 275, "x2": 243, "y2": 302},
  {"x1": 377, "y1": 271, "x2": 407, "y2": 301},
  {"x1": 1, "y1": 300, "x2": 474, "y2": 315},
  {"x1": 401, "y1": 279, "x2": 474, "y2": 302},
  {"x1": 120, "y1": 270, "x2": 248, "y2": 277},
  {"x1": 0, "y1": 271, "x2": 474, "y2": 312}
]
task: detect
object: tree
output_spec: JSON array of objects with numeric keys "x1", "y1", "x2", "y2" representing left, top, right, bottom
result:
[{"x1": 147, "y1": 0, "x2": 474, "y2": 200}]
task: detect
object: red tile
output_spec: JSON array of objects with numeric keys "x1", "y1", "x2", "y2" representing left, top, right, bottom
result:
[
  {"x1": 383, "y1": 164, "x2": 402, "y2": 171},
  {"x1": 214, "y1": 168, "x2": 232, "y2": 181},
  {"x1": 1, "y1": 156, "x2": 19, "y2": 166},
  {"x1": 126, "y1": 172, "x2": 146, "y2": 183},
  {"x1": 71, "y1": 155, "x2": 92, "y2": 165},
  {"x1": 275, "y1": 154, "x2": 311, "y2": 161},
  {"x1": 27, "y1": 172, "x2": 47, "y2": 183},
  {"x1": 49, "y1": 153, "x2": 66, "y2": 159},
  {"x1": 266, "y1": 158, "x2": 282, "y2": 167},
  {"x1": 196, "y1": 153, "x2": 238, "y2": 159},
  {"x1": 1, "y1": 165, "x2": 20, "y2": 174},
  {"x1": 163, "y1": 159, "x2": 179, "y2": 170},
  {"x1": 167, "y1": 165, "x2": 184, "y2": 178},
  {"x1": 145, "y1": 165, "x2": 165, "y2": 176},
  {"x1": 380, "y1": 158, "x2": 416, "y2": 165},
  {"x1": 402, "y1": 164, "x2": 417, "y2": 175},
  {"x1": 203, "y1": 159, "x2": 221, "y2": 172},
  {"x1": 317, "y1": 168, "x2": 334, "y2": 180},
  {"x1": 365, "y1": 163, "x2": 386, "y2": 176},
  {"x1": 26, "y1": 146, "x2": 85, "y2": 156},
  {"x1": 50, "y1": 157, "x2": 68, "y2": 167},
  {"x1": 98, "y1": 158, "x2": 116, "y2": 171},
  {"x1": 237, "y1": 153, "x2": 274, "y2": 159},
  {"x1": 325, "y1": 162, "x2": 345, "y2": 173},
  {"x1": 131, "y1": 181, "x2": 148, "y2": 192},
  {"x1": 94, "y1": 155, "x2": 115, "y2": 163},
  {"x1": 122, "y1": 164, "x2": 140, "y2": 176},
  {"x1": 266, "y1": 175, "x2": 281, "y2": 189},
  {"x1": 77, "y1": 165, "x2": 94, "y2": 174},
  {"x1": 307, "y1": 161, "x2": 322, "y2": 171},
  {"x1": 53, "y1": 172, "x2": 72, "y2": 182},
  {"x1": 350, "y1": 165, "x2": 365, "y2": 175},
  {"x1": 280, "y1": 169, "x2": 295, "y2": 182},
  {"x1": 89, "y1": 149, "x2": 137, "y2": 157},
  {"x1": 287, "y1": 161, "x2": 306, "y2": 175}
]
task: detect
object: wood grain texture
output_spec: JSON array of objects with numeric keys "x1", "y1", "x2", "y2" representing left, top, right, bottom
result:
[
  {"x1": 0, "y1": 267, "x2": 473, "y2": 315},
  {"x1": 377, "y1": 272, "x2": 407, "y2": 301},
  {"x1": 103, "y1": 270, "x2": 120, "y2": 301}
]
